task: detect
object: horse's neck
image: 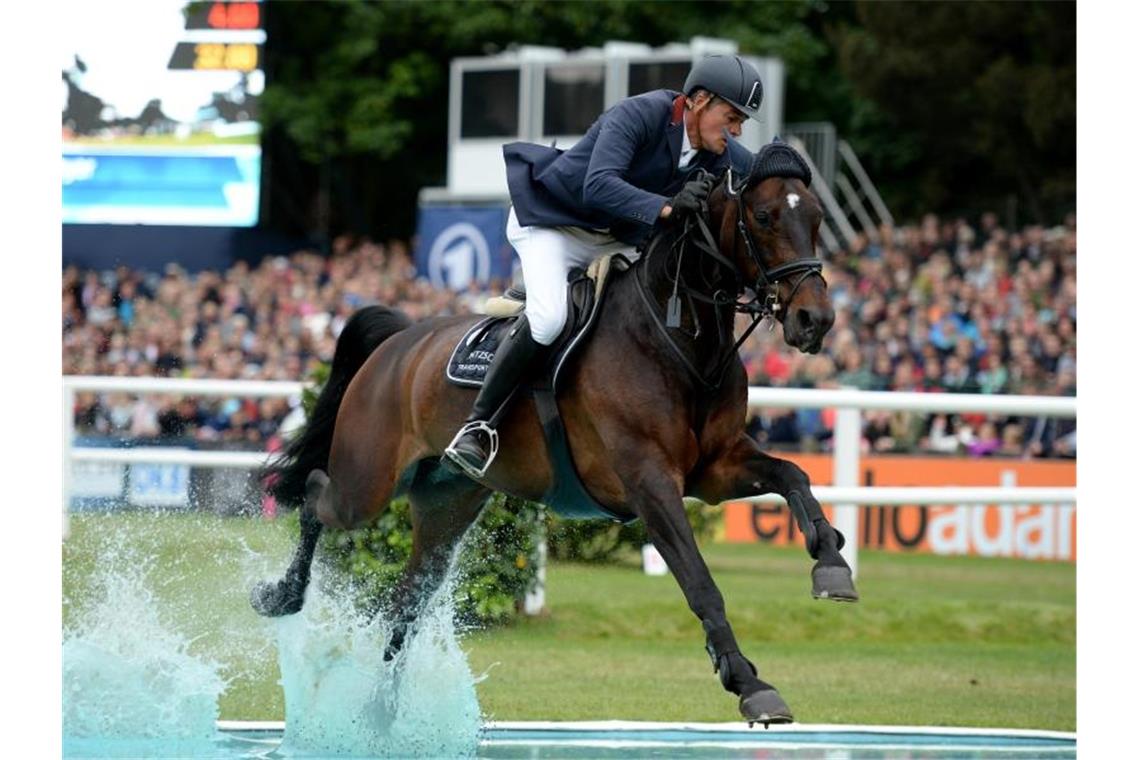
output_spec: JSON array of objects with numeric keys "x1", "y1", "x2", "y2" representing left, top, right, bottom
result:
[{"x1": 621, "y1": 225, "x2": 738, "y2": 372}]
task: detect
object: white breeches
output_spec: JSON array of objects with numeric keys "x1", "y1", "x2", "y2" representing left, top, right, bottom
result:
[{"x1": 506, "y1": 207, "x2": 637, "y2": 345}]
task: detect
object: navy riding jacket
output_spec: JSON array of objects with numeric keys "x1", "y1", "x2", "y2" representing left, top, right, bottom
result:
[{"x1": 503, "y1": 89, "x2": 754, "y2": 248}]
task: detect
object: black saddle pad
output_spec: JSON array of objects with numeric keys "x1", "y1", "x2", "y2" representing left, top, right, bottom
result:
[
  {"x1": 446, "y1": 317, "x2": 512, "y2": 387},
  {"x1": 445, "y1": 265, "x2": 603, "y2": 390}
]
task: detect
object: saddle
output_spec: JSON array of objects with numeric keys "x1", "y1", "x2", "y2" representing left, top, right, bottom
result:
[
  {"x1": 445, "y1": 254, "x2": 633, "y2": 523},
  {"x1": 446, "y1": 254, "x2": 625, "y2": 388}
]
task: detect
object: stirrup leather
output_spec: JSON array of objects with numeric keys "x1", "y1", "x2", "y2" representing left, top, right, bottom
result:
[{"x1": 443, "y1": 421, "x2": 500, "y2": 480}]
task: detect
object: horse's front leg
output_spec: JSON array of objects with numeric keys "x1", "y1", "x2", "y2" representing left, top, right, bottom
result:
[
  {"x1": 691, "y1": 435, "x2": 858, "y2": 602},
  {"x1": 628, "y1": 463, "x2": 794, "y2": 726}
]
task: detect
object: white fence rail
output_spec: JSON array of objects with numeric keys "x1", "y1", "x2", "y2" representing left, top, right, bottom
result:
[
  {"x1": 745, "y1": 386, "x2": 1075, "y2": 577},
  {"x1": 63, "y1": 377, "x2": 1076, "y2": 578},
  {"x1": 746, "y1": 386, "x2": 1076, "y2": 417},
  {"x1": 747, "y1": 486, "x2": 1075, "y2": 506}
]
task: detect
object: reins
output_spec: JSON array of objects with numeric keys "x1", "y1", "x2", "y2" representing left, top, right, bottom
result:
[{"x1": 633, "y1": 168, "x2": 825, "y2": 392}]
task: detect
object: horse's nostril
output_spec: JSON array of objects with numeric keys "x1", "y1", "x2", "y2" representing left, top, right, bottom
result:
[
  {"x1": 793, "y1": 306, "x2": 834, "y2": 342},
  {"x1": 796, "y1": 308, "x2": 815, "y2": 334}
]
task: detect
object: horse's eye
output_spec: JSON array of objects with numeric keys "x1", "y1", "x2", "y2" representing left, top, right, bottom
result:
[{"x1": 753, "y1": 209, "x2": 772, "y2": 228}]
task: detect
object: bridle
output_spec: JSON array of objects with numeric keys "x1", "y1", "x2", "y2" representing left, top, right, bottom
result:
[
  {"x1": 722, "y1": 165, "x2": 825, "y2": 319},
  {"x1": 632, "y1": 167, "x2": 826, "y2": 391}
]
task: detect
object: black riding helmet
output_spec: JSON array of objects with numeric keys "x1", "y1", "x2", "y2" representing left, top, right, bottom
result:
[{"x1": 683, "y1": 55, "x2": 764, "y2": 119}]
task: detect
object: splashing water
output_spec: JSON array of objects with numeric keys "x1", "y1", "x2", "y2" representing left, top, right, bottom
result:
[
  {"x1": 274, "y1": 567, "x2": 485, "y2": 758},
  {"x1": 62, "y1": 546, "x2": 228, "y2": 756},
  {"x1": 62, "y1": 513, "x2": 488, "y2": 757}
]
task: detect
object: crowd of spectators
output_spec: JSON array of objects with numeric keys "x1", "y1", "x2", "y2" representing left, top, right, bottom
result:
[
  {"x1": 741, "y1": 211, "x2": 1076, "y2": 458},
  {"x1": 64, "y1": 210, "x2": 1076, "y2": 458}
]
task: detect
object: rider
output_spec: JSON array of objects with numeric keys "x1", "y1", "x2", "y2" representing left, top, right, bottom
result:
[{"x1": 443, "y1": 54, "x2": 765, "y2": 479}]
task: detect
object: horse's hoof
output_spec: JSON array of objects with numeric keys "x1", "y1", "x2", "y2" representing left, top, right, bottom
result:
[
  {"x1": 740, "y1": 688, "x2": 794, "y2": 725},
  {"x1": 812, "y1": 564, "x2": 859, "y2": 602},
  {"x1": 249, "y1": 580, "x2": 304, "y2": 617}
]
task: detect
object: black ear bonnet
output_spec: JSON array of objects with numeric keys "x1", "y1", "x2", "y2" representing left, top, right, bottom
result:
[{"x1": 748, "y1": 137, "x2": 811, "y2": 188}]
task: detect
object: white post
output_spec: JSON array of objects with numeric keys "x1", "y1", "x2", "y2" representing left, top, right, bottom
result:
[
  {"x1": 833, "y1": 404, "x2": 861, "y2": 578},
  {"x1": 63, "y1": 383, "x2": 75, "y2": 539},
  {"x1": 523, "y1": 507, "x2": 547, "y2": 615}
]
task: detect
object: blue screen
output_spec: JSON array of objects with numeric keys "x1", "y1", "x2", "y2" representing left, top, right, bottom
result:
[{"x1": 62, "y1": 1, "x2": 264, "y2": 227}]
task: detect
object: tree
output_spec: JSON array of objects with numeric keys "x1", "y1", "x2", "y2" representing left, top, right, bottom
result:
[
  {"x1": 832, "y1": 1, "x2": 1075, "y2": 223},
  {"x1": 257, "y1": 1, "x2": 1075, "y2": 243},
  {"x1": 258, "y1": 0, "x2": 846, "y2": 244}
]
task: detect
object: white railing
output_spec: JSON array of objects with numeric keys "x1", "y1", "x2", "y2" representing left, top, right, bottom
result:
[
  {"x1": 745, "y1": 386, "x2": 1075, "y2": 578},
  {"x1": 746, "y1": 386, "x2": 1076, "y2": 417},
  {"x1": 62, "y1": 375, "x2": 303, "y2": 478},
  {"x1": 63, "y1": 377, "x2": 1076, "y2": 579},
  {"x1": 62, "y1": 376, "x2": 305, "y2": 537}
]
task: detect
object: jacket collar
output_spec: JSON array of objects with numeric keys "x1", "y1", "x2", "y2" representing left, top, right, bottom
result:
[{"x1": 667, "y1": 94, "x2": 685, "y2": 170}]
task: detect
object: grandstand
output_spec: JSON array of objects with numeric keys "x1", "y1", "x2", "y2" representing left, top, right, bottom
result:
[{"x1": 63, "y1": 211, "x2": 1076, "y2": 459}]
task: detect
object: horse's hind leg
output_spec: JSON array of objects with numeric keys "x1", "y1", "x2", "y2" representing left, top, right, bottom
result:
[
  {"x1": 251, "y1": 470, "x2": 328, "y2": 616},
  {"x1": 381, "y1": 461, "x2": 490, "y2": 661}
]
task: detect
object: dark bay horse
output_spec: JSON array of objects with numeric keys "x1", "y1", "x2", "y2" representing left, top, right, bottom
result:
[{"x1": 253, "y1": 142, "x2": 858, "y2": 726}]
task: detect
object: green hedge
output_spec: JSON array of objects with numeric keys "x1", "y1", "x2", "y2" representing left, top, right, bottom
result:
[
  {"x1": 546, "y1": 500, "x2": 718, "y2": 563},
  {"x1": 316, "y1": 493, "x2": 543, "y2": 626}
]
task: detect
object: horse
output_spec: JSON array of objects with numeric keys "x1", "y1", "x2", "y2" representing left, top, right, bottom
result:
[{"x1": 251, "y1": 141, "x2": 858, "y2": 726}]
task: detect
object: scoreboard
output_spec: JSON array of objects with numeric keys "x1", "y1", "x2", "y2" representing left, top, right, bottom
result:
[
  {"x1": 169, "y1": 2, "x2": 263, "y2": 72},
  {"x1": 63, "y1": 0, "x2": 266, "y2": 227}
]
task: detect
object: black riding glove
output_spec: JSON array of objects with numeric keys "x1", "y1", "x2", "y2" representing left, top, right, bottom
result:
[{"x1": 668, "y1": 176, "x2": 714, "y2": 218}]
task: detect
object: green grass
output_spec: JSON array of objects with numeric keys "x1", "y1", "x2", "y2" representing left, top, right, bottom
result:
[{"x1": 62, "y1": 512, "x2": 1074, "y2": 730}]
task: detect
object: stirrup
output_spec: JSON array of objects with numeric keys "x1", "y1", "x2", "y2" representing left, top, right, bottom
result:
[{"x1": 443, "y1": 421, "x2": 500, "y2": 480}]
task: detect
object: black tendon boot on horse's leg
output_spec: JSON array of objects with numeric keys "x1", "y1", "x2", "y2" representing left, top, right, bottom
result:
[
  {"x1": 784, "y1": 487, "x2": 858, "y2": 602},
  {"x1": 742, "y1": 452, "x2": 858, "y2": 602},
  {"x1": 704, "y1": 621, "x2": 793, "y2": 727},
  {"x1": 250, "y1": 470, "x2": 328, "y2": 616},
  {"x1": 633, "y1": 471, "x2": 793, "y2": 726},
  {"x1": 443, "y1": 316, "x2": 545, "y2": 479},
  {"x1": 693, "y1": 440, "x2": 858, "y2": 603}
]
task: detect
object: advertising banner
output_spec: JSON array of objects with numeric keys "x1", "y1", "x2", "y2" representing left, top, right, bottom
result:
[
  {"x1": 127, "y1": 463, "x2": 192, "y2": 509},
  {"x1": 722, "y1": 455, "x2": 1076, "y2": 562},
  {"x1": 414, "y1": 205, "x2": 516, "y2": 291}
]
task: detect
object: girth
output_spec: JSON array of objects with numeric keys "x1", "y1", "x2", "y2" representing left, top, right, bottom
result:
[{"x1": 445, "y1": 256, "x2": 633, "y2": 523}]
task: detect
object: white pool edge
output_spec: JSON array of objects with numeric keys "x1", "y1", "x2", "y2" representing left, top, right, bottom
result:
[{"x1": 215, "y1": 719, "x2": 1075, "y2": 742}]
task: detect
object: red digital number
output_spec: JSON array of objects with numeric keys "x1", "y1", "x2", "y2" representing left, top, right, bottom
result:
[
  {"x1": 207, "y1": 2, "x2": 228, "y2": 29},
  {"x1": 227, "y1": 3, "x2": 260, "y2": 29},
  {"x1": 207, "y1": 2, "x2": 260, "y2": 30}
]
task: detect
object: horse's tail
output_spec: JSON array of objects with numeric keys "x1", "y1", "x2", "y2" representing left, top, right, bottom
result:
[{"x1": 262, "y1": 305, "x2": 413, "y2": 507}]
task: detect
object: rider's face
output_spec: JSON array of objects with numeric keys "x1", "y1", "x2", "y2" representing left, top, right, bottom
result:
[{"x1": 690, "y1": 94, "x2": 746, "y2": 154}]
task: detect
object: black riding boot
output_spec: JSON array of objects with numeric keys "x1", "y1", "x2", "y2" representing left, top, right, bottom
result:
[{"x1": 442, "y1": 317, "x2": 546, "y2": 479}]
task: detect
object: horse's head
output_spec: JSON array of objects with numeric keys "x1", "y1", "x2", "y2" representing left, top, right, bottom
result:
[{"x1": 710, "y1": 141, "x2": 834, "y2": 354}]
